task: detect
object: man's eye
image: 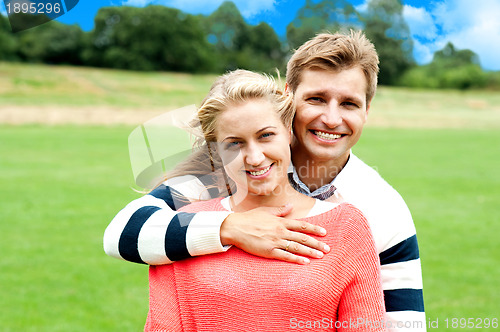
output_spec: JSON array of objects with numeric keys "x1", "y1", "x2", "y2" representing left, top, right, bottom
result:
[
  {"x1": 307, "y1": 97, "x2": 324, "y2": 103},
  {"x1": 343, "y1": 101, "x2": 359, "y2": 108}
]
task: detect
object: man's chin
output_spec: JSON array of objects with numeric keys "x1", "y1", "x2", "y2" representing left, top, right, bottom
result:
[{"x1": 308, "y1": 146, "x2": 347, "y2": 162}]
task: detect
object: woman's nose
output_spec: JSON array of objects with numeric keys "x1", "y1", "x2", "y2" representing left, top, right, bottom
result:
[{"x1": 244, "y1": 142, "x2": 265, "y2": 166}]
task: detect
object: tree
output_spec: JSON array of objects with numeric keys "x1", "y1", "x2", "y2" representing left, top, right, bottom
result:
[
  {"x1": 362, "y1": 0, "x2": 414, "y2": 85},
  {"x1": 83, "y1": 6, "x2": 216, "y2": 72},
  {"x1": 201, "y1": 1, "x2": 285, "y2": 73},
  {"x1": 0, "y1": 15, "x2": 18, "y2": 61},
  {"x1": 286, "y1": 0, "x2": 361, "y2": 50},
  {"x1": 432, "y1": 42, "x2": 480, "y2": 69},
  {"x1": 236, "y1": 22, "x2": 286, "y2": 72},
  {"x1": 16, "y1": 20, "x2": 84, "y2": 65}
]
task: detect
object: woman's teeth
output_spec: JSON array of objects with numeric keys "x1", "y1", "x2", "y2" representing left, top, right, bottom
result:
[
  {"x1": 314, "y1": 131, "x2": 341, "y2": 140},
  {"x1": 248, "y1": 165, "x2": 271, "y2": 176}
]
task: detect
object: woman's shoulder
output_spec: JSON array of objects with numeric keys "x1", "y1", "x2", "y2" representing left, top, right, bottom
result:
[
  {"x1": 178, "y1": 197, "x2": 226, "y2": 213},
  {"x1": 303, "y1": 202, "x2": 370, "y2": 230}
]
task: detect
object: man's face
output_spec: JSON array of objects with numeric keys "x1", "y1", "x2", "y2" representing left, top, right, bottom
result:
[{"x1": 292, "y1": 67, "x2": 370, "y2": 166}]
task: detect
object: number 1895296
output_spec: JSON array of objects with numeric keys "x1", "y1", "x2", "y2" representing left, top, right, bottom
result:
[
  {"x1": 444, "y1": 318, "x2": 498, "y2": 329},
  {"x1": 5, "y1": 1, "x2": 62, "y2": 15}
]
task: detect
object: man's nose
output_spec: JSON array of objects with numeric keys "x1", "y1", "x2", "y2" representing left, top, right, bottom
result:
[{"x1": 322, "y1": 103, "x2": 342, "y2": 128}]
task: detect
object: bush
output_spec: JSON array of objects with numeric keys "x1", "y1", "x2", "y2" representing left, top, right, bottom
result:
[{"x1": 399, "y1": 63, "x2": 488, "y2": 90}]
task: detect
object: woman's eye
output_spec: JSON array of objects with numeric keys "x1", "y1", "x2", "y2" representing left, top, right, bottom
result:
[
  {"x1": 225, "y1": 141, "x2": 241, "y2": 149},
  {"x1": 260, "y1": 132, "x2": 275, "y2": 139}
]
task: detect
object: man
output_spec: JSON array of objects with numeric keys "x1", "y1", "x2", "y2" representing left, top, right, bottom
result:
[{"x1": 104, "y1": 30, "x2": 425, "y2": 330}]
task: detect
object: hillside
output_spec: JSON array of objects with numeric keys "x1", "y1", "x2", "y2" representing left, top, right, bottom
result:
[{"x1": 1, "y1": 62, "x2": 499, "y2": 128}]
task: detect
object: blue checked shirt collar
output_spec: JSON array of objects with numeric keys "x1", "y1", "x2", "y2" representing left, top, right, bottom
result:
[{"x1": 287, "y1": 163, "x2": 337, "y2": 200}]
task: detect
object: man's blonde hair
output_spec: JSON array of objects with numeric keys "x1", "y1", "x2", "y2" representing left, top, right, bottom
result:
[{"x1": 286, "y1": 30, "x2": 379, "y2": 103}]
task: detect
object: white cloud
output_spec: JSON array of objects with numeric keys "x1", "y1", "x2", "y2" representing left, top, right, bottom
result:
[
  {"x1": 401, "y1": 0, "x2": 500, "y2": 70},
  {"x1": 403, "y1": 5, "x2": 437, "y2": 40},
  {"x1": 122, "y1": 0, "x2": 151, "y2": 6},
  {"x1": 412, "y1": 39, "x2": 435, "y2": 65},
  {"x1": 354, "y1": 0, "x2": 369, "y2": 14},
  {"x1": 235, "y1": 0, "x2": 276, "y2": 18},
  {"x1": 120, "y1": 0, "x2": 276, "y2": 18},
  {"x1": 430, "y1": 0, "x2": 500, "y2": 70}
]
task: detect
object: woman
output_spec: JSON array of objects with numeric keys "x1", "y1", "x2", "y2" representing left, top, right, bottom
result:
[{"x1": 145, "y1": 70, "x2": 386, "y2": 331}]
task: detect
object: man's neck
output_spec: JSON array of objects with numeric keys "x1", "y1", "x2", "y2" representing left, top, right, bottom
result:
[{"x1": 291, "y1": 147, "x2": 349, "y2": 192}]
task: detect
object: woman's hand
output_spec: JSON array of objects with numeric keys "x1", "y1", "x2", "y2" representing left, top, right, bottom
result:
[{"x1": 220, "y1": 204, "x2": 330, "y2": 264}]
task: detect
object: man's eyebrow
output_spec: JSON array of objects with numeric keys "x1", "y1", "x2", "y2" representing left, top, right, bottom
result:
[
  {"x1": 302, "y1": 90, "x2": 364, "y2": 105},
  {"x1": 344, "y1": 95, "x2": 364, "y2": 105},
  {"x1": 302, "y1": 90, "x2": 329, "y2": 97}
]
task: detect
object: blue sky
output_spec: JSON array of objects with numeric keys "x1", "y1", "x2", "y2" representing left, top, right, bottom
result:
[{"x1": 2, "y1": 0, "x2": 499, "y2": 70}]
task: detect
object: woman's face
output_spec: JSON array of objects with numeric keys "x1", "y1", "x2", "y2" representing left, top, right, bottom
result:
[{"x1": 215, "y1": 98, "x2": 291, "y2": 197}]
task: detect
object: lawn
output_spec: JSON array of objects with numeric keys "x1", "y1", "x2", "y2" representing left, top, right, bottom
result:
[
  {"x1": 1, "y1": 125, "x2": 498, "y2": 331},
  {"x1": 356, "y1": 128, "x2": 500, "y2": 327},
  {"x1": 1, "y1": 62, "x2": 499, "y2": 331}
]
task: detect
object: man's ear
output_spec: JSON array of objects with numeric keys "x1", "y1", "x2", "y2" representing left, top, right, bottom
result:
[{"x1": 365, "y1": 101, "x2": 371, "y2": 121}]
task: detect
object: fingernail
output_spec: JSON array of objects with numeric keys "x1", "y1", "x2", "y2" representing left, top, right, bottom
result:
[
  {"x1": 316, "y1": 251, "x2": 324, "y2": 258},
  {"x1": 302, "y1": 257, "x2": 310, "y2": 264},
  {"x1": 323, "y1": 244, "x2": 330, "y2": 252},
  {"x1": 319, "y1": 228, "x2": 327, "y2": 235}
]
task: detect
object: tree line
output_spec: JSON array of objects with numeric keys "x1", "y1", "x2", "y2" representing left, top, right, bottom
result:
[{"x1": 1, "y1": 0, "x2": 498, "y2": 90}]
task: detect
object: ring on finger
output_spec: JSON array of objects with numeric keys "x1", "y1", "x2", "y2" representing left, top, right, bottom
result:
[{"x1": 285, "y1": 240, "x2": 291, "y2": 251}]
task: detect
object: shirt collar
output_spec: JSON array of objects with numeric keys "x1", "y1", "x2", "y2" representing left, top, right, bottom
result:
[{"x1": 288, "y1": 163, "x2": 337, "y2": 200}]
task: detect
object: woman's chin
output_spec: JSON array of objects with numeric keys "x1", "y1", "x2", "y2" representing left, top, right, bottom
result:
[{"x1": 247, "y1": 184, "x2": 280, "y2": 197}]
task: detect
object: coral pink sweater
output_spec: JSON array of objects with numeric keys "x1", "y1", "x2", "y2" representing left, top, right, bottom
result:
[{"x1": 145, "y1": 198, "x2": 385, "y2": 331}]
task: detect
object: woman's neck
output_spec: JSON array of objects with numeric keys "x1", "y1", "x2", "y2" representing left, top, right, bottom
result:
[{"x1": 229, "y1": 183, "x2": 315, "y2": 219}]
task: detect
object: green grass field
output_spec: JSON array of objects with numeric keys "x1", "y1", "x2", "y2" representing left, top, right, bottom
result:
[{"x1": 1, "y1": 62, "x2": 499, "y2": 331}]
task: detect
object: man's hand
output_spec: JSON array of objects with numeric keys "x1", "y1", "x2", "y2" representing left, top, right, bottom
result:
[{"x1": 220, "y1": 204, "x2": 330, "y2": 264}]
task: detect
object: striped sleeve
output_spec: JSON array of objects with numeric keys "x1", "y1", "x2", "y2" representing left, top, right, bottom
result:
[
  {"x1": 380, "y1": 234, "x2": 426, "y2": 331},
  {"x1": 103, "y1": 175, "x2": 231, "y2": 265}
]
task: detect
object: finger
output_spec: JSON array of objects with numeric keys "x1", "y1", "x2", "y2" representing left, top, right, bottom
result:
[
  {"x1": 283, "y1": 219, "x2": 327, "y2": 237},
  {"x1": 270, "y1": 248, "x2": 310, "y2": 265},
  {"x1": 282, "y1": 239, "x2": 326, "y2": 258},
  {"x1": 284, "y1": 230, "x2": 330, "y2": 253}
]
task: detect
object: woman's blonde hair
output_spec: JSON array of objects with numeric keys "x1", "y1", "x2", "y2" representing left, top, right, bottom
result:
[{"x1": 164, "y1": 69, "x2": 294, "y2": 197}]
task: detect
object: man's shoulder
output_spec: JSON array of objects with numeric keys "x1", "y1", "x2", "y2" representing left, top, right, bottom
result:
[
  {"x1": 337, "y1": 154, "x2": 404, "y2": 201},
  {"x1": 335, "y1": 154, "x2": 416, "y2": 252}
]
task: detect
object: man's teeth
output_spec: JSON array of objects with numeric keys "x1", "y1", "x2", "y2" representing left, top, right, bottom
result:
[
  {"x1": 248, "y1": 165, "x2": 271, "y2": 176},
  {"x1": 314, "y1": 131, "x2": 341, "y2": 140}
]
